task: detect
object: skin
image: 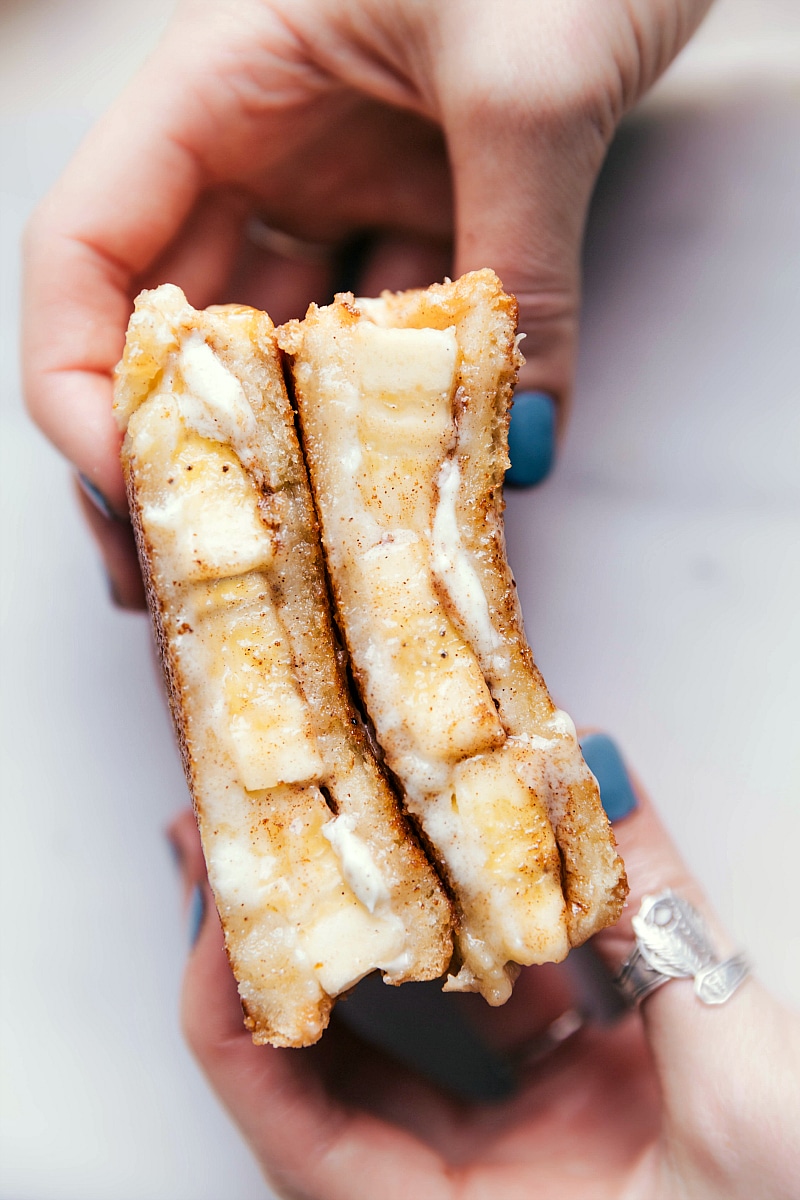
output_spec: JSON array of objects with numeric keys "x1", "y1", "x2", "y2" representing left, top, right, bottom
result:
[
  {"x1": 24, "y1": 0, "x2": 709, "y2": 603},
  {"x1": 169, "y1": 768, "x2": 800, "y2": 1200},
  {"x1": 23, "y1": 2, "x2": 800, "y2": 1195}
]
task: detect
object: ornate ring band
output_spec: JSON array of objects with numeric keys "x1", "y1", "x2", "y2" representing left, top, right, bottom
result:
[
  {"x1": 245, "y1": 216, "x2": 334, "y2": 265},
  {"x1": 614, "y1": 889, "x2": 750, "y2": 1008}
]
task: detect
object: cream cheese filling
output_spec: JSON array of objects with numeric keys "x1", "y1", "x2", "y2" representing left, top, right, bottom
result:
[
  {"x1": 431, "y1": 457, "x2": 506, "y2": 670},
  {"x1": 176, "y1": 332, "x2": 257, "y2": 462},
  {"x1": 322, "y1": 812, "x2": 391, "y2": 914},
  {"x1": 132, "y1": 394, "x2": 275, "y2": 583},
  {"x1": 128, "y1": 332, "x2": 413, "y2": 999},
  {"x1": 302, "y1": 309, "x2": 576, "y2": 997},
  {"x1": 209, "y1": 802, "x2": 407, "y2": 998}
]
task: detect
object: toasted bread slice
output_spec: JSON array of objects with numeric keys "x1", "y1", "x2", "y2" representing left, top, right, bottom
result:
[
  {"x1": 279, "y1": 270, "x2": 627, "y2": 1004},
  {"x1": 114, "y1": 285, "x2": 452, "y2": 1047}
]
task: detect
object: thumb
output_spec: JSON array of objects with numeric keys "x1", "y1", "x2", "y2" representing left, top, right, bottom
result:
[
  {"x1": 582, "y1": 735, "x2": 800, "y2": 1196},
  {"x1": 447, "y1": 86, "x2": 607, "y2": 433}
]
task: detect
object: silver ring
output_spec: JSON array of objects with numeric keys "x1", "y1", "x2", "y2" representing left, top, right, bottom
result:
[
  {"x1": 245, "y1": 216, "x2": 334, "y2": 265},
  {"x1": 614, "y1": 890, "x2": 750, "y2": 1007}
]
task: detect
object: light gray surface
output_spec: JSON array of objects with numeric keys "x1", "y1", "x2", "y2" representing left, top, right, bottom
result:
[{"x1": 2, "y1": 2, "x2": 799, "y2": 1198}]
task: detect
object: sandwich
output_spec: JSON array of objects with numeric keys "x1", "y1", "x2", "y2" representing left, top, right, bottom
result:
[
  {"x1": 113, "y1": 286, "x2": 452, "y2": 1047},
  {"x1": 279, "y1": 269, "x2": 627, "y2": 1004},
  {"x1": 114, "y1": 270, "x2": 627, "y2": 1044}
]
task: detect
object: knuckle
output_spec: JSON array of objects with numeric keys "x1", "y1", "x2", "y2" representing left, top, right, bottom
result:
[
  {"x1": 514, "y1": 286, "x2": 579, "y2": 331},
  {"x1": 444, "y1": 30, "x2": 622, "y2": 164}
]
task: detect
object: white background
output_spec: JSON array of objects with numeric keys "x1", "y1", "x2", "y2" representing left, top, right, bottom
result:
[{"x1": 1, "y1": 2, "x2": 799, "y2": 1197}]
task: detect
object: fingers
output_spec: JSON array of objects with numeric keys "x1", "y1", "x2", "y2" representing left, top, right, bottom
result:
[
  {"x1": 22, "y1": 53, "x2": 205, "y2": 609},
  {"x1": 355, "y1": 233, "x2": 451, "y2": 297},
  {"x1": 22, "y1": 79, "x2": 201, "y2": 511},
  {"x1": 75, "y1": 480, "x2": 145, "y2": 610},
  {"x1": 226, "y1": 229, "x2": 335, "y2": 327},
  {"x1": 170, "y1": 809, "x2": 451, "y2": 1200},
  {"x1": 22, "y1": 10, "x2": 229, "y2": 587},
  {"x1": 429, "y1": 1, "x2": 615, "y2": 466},
  {"x1": 442, "y1": 90, "x2": 602, "y2": 497},
  {"x1": 584, "y1": 735, "x2": 800, "y2": 1189},
  {"x1": 168, "y1": 809, "x2": 208, "y2": 912},
  {"x1": 137, "y1": 187, "x2": 251, "y2": 307},
  {"x1": 446, "y1": 98, "x2": 601, "y2": 418},
  {"x1": 580, "y1": 735, "x2": 706, "y2": 974}
]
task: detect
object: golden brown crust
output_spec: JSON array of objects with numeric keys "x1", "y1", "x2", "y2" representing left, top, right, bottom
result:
[
  {"x1": 116, "y1": 287, "x2": 452, "y2": 1047},
  {"x1": 128, "y1": 477, "x2": 340, "y2": 1047}
]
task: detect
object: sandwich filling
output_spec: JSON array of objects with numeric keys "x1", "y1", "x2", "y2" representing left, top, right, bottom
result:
[
  {"x1": 281, "y1": 272, "x2": 627, "y2": 1003},
  {"x1": 115, "y1": 287, "x2": 451, "y2": 1045}
]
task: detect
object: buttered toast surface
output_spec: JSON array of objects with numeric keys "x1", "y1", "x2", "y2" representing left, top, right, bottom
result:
[{"x1": 114, "y1": 285, "x2": 452, "y2": 1047}]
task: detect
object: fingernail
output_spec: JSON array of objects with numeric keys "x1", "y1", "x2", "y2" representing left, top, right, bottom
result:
[
  {"x1": 187, "y1": 884, "x2": 206, "y2": 949},
  {"x1": 103, "y1": 569, "x2": 124, "y2": 608},
  {"x1": 77, "y1": 473, "x2": 117, "y2": 520},
  {"x1": 506, "y1": 391, "x2": 556, "y2": 488},
  {"x1": 579, "y1": 734, "x2": 638, "y2": 823},
  {"x1": 166, "y1": 832, "x2": 184, "y2": 872}
]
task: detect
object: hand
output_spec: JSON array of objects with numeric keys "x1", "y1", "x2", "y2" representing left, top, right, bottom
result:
[
  {"x1": 170, "y1": 736, "x2": 800, "y2": 1200},
  {"x1": 24, "y1": 0, "x2": 711, "y2": 604}
]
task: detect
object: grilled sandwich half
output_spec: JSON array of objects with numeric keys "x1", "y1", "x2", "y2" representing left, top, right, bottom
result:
[
  {"x1": 114, "y1": 285, "x2": 452, "y2": 1047},
  {"x1": 279, "y1": 270, "x2": 628, "y2": 1004}
]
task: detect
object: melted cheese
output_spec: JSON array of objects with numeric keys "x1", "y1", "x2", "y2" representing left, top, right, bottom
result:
[
  {"x1": 127, "y1": 330, "x2": 421, "y2": 1001},
  {"x1": 130, "y1": 396, "x2": 274, "y2": 582},
  {"x1": 431, "y1": 458, "x2": 505, "y2": 668},
  {"x1": 189, "y1": 576, "x2": 325, "y2": 791},
  {"x1": 292, "y1": 308, "x2": 575, "y2": 998},
  {"x1": 322, "y1": 812, "x2": 390, "y2": 914},
  {"x1": 177, "y1": 333, "x2": 257, "y2": 461},
  {"x1": 208, "y1": 791, "x2": 406, "y2": 998}
]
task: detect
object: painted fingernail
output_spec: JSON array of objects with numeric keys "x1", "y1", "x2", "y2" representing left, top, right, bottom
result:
[
  {"x1": 579, "y1": 734, "x2": 638, "y2": 823},
  {"x1": 77, "y1": 473, "x2": 117, "y2": 520},
  {"x1": 103, "y1": 569, "x2": 125, "y2": 608},
  {"x1": 506, "y1": 391, "x2": 556, "y2": 488},
  {"x1": 166, "y1": 832, "x2": 184, "y2": 872},
  {"x1": 187, "y1": 884, "x2": 206, "y2": 949}
]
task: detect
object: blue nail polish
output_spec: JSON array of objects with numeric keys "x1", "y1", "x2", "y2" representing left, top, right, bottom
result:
[
  {"x1": 103, "y1": 569, "x2": 124, "y2": 608},
  {"x1": 187, "y1": 884, "x2": 205, "y2": 949},
  {"x1": 77, "y1": 473, "x2": 116, "y2": 520},
  {"x1": 166, "y1": 834, "x2": 183, "y2": 871},
  {"x1": 579, "y1": 734, "x2": 638, "y2": 823},
  {"x1": 506, "y1": 391, "x2": 556, "y2": 488}
]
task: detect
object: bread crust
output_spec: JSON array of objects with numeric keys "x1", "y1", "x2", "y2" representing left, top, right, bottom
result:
[
  {"x1": 116, "y1": 287, "x2": 452, "y2": 1047},
  {"x1": 115, "y1": 272, "x2": 625, "y2": 1033},
  {"x1": 280, "y1": 270, "x2": 627, "y2": 999}
]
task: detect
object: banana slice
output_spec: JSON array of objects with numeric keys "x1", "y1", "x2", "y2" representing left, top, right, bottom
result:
[
  {"x1": 114, "y1": 286, "x2": 452, "y2": 1047},
  {"x1": 279, "y1": 270, "x2": 628, "y2": 1003}
]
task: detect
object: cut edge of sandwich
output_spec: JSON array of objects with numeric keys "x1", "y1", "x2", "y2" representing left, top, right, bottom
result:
[
  {"x1": 279, "y1": 268, "x2": 628, "y2": 1005},
  {"x1": 113, "y1": 284, "x2": 453, "y2": 1047}
]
